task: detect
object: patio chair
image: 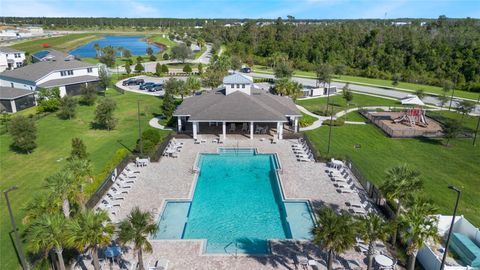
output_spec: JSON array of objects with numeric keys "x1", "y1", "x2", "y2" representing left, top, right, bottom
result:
[
  {"x1": 297, "y1": 156, "x2": 312, "y2": 162},
  {"x1": 349, "y1": 207, "x2": 367, "y2": 215},
  {"x1": 241, "y1": 123, "x2": 248, "y2": 132},
  {"x1": 154, "y1": 259, "x2": 169, "y2": 270},
  {"x1": 336, "y1": 188, "x2": 355, "y2": 193},
  {"x1": 229, "y1": 123, "x2": 236, "y2": 132},
  {"x1": 271, "y1": 137, "x2": 278, "y2": 144},
  {"x1": 194, "y1": 138, "x2": 200, "y2": 144}
]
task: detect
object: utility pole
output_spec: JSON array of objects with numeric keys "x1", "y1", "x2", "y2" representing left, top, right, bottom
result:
[
  {"x1": 327, "y1": 103, "x2": 334, "y2": 154},
  {"x1": 448, "y1": 75, "x2": 458, "y2": 111},
  {"x1": 4, "y1": 186, "x2": 29, "y2": 270},
  {"x1": 473, "y1": 93, "x2": 480, "y2": 146},
  {"x1": 137, "y1": 100, "x2": 143, "y2": 157}
]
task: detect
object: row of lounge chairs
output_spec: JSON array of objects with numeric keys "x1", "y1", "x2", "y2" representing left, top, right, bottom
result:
[
  {"x1": 163, "y1": 138, "x2": 184, "y2": 158},
  {"x1": 291, "y1": 138, "x2": 314, "y2": 162},
  {"x1": 96, "y1": 165, "x2": 140, "y2": 218}
]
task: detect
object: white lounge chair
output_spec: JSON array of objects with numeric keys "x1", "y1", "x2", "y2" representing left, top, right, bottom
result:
[
  {"x1": 150, "y1": 259, "x2": 169, "y2": 270},
  {"x1": 297, "y1": 156, "x2": 312, "y2": 162},
  {"x1": 336, "y1": 188, "x2": 355, "y2": 193}
]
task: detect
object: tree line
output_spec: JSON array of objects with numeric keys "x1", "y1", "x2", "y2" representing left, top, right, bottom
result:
[{"x1": 202, "y1": 16, "x2": 480, "y2": 92}]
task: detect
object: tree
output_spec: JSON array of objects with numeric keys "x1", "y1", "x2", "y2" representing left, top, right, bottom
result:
[
  {"x1": 311, "y1": 208, "x2": 357, "y2": 270},
  {"x1": 65, "y1": 157, "x2": 93, "y2": 211},
  {"x1": 118, "y1": 207, "x2": 158, "y2": 270},
  {"x1": 171, "y1": 44, "x2": 192, "y2": 63},
  {"x1": 80, "y1": 84, "x2": 97, "y2": 105},
  {"x1": 123, "y1": 49, "x2": 132, "y2": 59},
  {"x1": 155, "y1": 62, "x2": 162, "y2": 76},
  {"x1": 70, "y1": 137, "x2": 88, "y2": 160},
  {"x1": 93, "y1": 43, "x2": 101, "y2": 58},
  {"x1": 67, "y1": 210, "x2": 114, "y2": 270},
  {"x1": 273, "y1": 60, "x2": 293, "y2": 79},
  {"x1": 380, "y1": 164, "x2": 423, "y2": 245},
  {"x1": 99, "y1": 46, "x2": 116, "y2": 67},
  {"x1": 392, "y1": 73, "x2": 402, "y2": 87},
  {"x1": 231, "y1": 55, "x2": 242, "y2": 70},
  {"x1": 316, "y1": 63, "x2": 332, "y2": 87},
  {"x1": 37, "y1": 88, "x2": 61, "y2": 113},
  {"x1": 162, "y1": 87, "x2": 176, "y2": 118},
  {"x1": 146, "y1": 47, "x2": 154, "y2": 56},
  {"x1": 415, "y1": 89, "x2": 426, "y2": 100},
  {"x1": 44, "y1": 170, "x2": 75, "y2": 218},
  {"x1": 161, "y1": 64, "x2": 169, "y2": 73},
  {"x1": 184, "y1": 76, "x2": 201, "y2": 96},
  {"x1": 443, "y1": 119, "x2": 462, "y2": 147},
  {"x1": 183, "y1": 64, "x2": 192, "y2": 73},
  {"x1": 9, "y1": 115, "x2": 36, "y2": 153},
  {"x1": 24, "y1": 214, "x2": 69, "y2": 270},
  {"x1": 164, "y1": 78, "x2": 186, "y2": 99},
  {"x1": 197, "y1": 63, "x2": 203, "y2": 74},
  {"x1": 125, "y1": 63, "x2": 132, "y2": 74},
  {"x1": 135, "y1": 62, "x2": 144, "y2": 73},
  {"x1": 98, "y1": 65, "x2": 111, "y2": 90},
  {"x1": 334, "y1": 64, "x2": 346, "y2": 77},
  {"x1": 457, "y1": 100, "x2": 475, "y2": 120},
  {"x1": 342, "y1": 83, "x2": 354, "y2": 121},
  {"x1": 399, "y1": 203, "x2": 439, "y2": 270},
  {"x1": 203, "y1": 66, "x2": 224, "y2": 89},
  {"x1": 162, "y1": 53, "x2": 169, "y2": 60},
  {"x1": 274, "y1": 78, "x2": 303, "y2": 100},
  {"x1": 94, "y1": 98, "x2": 117, "y2": 130},
  {"x1": 117, "y1": 46, "x2": 124, "y2": 57},
  {"x1": 149, "y1": 54, "x2": 157, "y2": 61},
  {"x1": 438, "y1": 94, "x2": 449, "y2": 109},
  {"x1": 58, "y1": 96, "x2": 77, "y2": 119},
  {"x1": 358, "y1": 213, "x2": 392, "y2": 270}
]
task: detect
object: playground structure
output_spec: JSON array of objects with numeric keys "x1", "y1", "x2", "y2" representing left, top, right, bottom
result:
[{"x1": 393, "y1": 107, "x2": 428, "y2": 127}]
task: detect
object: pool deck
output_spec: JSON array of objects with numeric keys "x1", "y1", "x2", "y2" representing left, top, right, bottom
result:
[{"x1": 93, "y1": 136, "x2": 391, "y2": 270}]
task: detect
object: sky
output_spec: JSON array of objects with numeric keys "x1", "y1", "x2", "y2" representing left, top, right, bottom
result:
[{"x1": 1, "y1": 0, "x2": 479, "y2": 19}]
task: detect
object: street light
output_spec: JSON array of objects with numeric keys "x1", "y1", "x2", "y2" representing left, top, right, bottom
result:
[
  {"x1": 440, "y1": 185, "x2": 461, "y2": 270},
  {"x1": 4, "y1": 186, "x2": 29, "y2": 270}
]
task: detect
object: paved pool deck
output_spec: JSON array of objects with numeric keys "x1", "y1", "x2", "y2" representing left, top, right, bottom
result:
[{"x1": 91, "y1": 136, "x2": 390, "y2": 270}]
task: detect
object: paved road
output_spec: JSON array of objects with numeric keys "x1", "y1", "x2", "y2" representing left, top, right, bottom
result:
[{"x1": 250, "y1": 72, "x2": 480, "y2": 115}]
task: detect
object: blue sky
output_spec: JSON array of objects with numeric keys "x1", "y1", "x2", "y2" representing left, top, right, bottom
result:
[{"x1": 1, "y1": 0, "x2": 479, "y2": 19}]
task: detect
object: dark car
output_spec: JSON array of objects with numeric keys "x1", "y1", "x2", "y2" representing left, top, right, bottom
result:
[
  {"x1": 135, "y1": 78, "x2": 144, "y2": 85},
  {"x1": 147, "y1": 83, "x2": 163, "y2": 92},
  {"x1": 150, "y1": 85, "x2": 164, "y2": 92},
  {"x1": 122, "y1": 78, "x2": 138, "y2": 86},
  {"x1": 139, "y1": 82, "x2": 155, "y2": 90},
  {"x1": 240, "y1": 67, "x2": 252, "y2": 73}
]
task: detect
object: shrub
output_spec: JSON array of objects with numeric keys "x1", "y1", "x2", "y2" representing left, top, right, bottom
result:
[
  {"x1": 93, "y1": 98, "x2": 117, "y2": 130},
  {"x1": 142, "y1": 129, "x2": 161, "y2": 144},
  {"x1": 57, "y1": 96, "x2": 77, "y2": 119},
  {"x1": 149, "y1": 55, "x2": 157, "y2": 61},
  {"x1": 162, "y1": 53, "x2": 169, "y2": 60},
  {"x1": 37, "y1": 98, "x2": 60, "y2": 113},
  {"x1": 80, "y1": 84, "x2": 98, "y2": 106},
  {"x1": 134, "y1": 63, "x2": 144, "y2": 73},
  {"x1": 70, "y1": 137, "x2": 88, "y2": 160},
  {"x1": 323, "y1": 118, "x2": 345, "y2": 126},
  {"x1": 9, "y1": 115, "x2": 37, "y2": 153},
  {"x1": 183, "y1": 64, "x2": 192, "y2": 73},
  {"x1": 86, "y1": 148, "x2": 129, "y2": 196}
]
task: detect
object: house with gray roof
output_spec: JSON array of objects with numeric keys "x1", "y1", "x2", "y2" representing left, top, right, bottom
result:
[
  {"x1": 0, "y1": 47, "x2": 26, "y2": 72},
  {"x1": 0, "y1": 49, "x2": 100, "y2": 100},
  {"x1": 174, "y1": 73, "x2": 302, "y2": 140},
  {"x1": 0, "y1": 86, "x2": 36, "y2": 113}
]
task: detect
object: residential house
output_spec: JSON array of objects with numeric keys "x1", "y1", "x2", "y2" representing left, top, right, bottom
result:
[{"x1": 0, "y1": 47, "x2": 26, "y2": 72}]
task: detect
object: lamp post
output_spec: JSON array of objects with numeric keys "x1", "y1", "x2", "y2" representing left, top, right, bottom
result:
[
  {"x1": 137, "y1": 100, "x2": 143, "y2": 157},
  {"x1": 4, "y1": 186, "x2": 29, "y2": 270},
  {"x1": 440, "y1": 185, "x2": 461, "y2": 270}
]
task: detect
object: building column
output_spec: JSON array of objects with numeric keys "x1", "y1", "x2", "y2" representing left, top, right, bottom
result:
[
  {"x1": 279, "y1": 122, "x2": 284, "y2": 140},
  {"x1": 192, "y1": 121, "x2": 198, "y2": 139},
  {"x1": 10, "y1": 100, "x2": 17, "y2": 113},
  {"x1": 222, "y1": 122, "x2": 226, "y2": 141},
  {"x1": 177, "y1": 117, "x2": 182, "y2": 132},
  {"x1": 294, "y1": 117, "x2": 299, "y2": 133},
  {"x1": 250, "y1": 122, "x2": 254, "y2": 140}
]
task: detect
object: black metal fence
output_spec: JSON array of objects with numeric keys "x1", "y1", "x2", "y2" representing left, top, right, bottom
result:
[
  {"x1": 151, "y1": 134, "x2": 174, "y2": 162},
  {"x1": 85, "y1": 155, "x2": 132, "y2": 209}
]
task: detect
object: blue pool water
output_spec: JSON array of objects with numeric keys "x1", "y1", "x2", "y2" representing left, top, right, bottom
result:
[
  {"x1": 69, "y1": 36, "x2": 162, "y2": 58},
  {"x1": 153, "y1": 149, "x2": 315, "y2": 254}
]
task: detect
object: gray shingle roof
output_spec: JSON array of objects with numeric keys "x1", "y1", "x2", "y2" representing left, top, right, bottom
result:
[
  {"x1": 174, "y1": 89, "x2": 301, "y2": 122},
  {"x1": 0, "y1": 87, "x2": 34, "y2": 100},
  {"x1": 38, "y1": 75, "x2": 99, "y2": 88},
  {"x1": 0, "y1": 59, "x2": 96, "y2": 83},
  {"x1": 0, "y1": 47, "x2": 23, "y2": 54},
  {"x1": 223, "y1": 73, "x2": 253, "y2": 84}
]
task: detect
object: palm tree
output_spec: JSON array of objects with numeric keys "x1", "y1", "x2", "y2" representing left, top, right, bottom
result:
[
  {"x1": 22, "y1": 193, "x2": 61, "y2": 225},
  {"x1": 67, "y1": 210, "x2": 114, "y2": 270},
  {"x1": 44, "y1": 170, "x2": 75, "y2": 218},
  {"x1": 117, "y1": 46, "x2": 124, "y2": 58},
  {"x1": 380, "y1": 164, "x2": 423, "y2": 245},
  {"x1": 118, "y1": 207, "x2": 158, "y2": 270},
  {"x1": 311, "y1": 208, "x2": 357, "y2": 270},
  {"x1": 399, "y1": 202, "x2": 439, "y2": 270},
  {"x1": 185, "y1": 76, "x2": 201, "y2": 96},
  {"x1": 65, "y1": 157, "x2": 93, "y2": 211},
  {"x1": 358, "y1": 213, "x2": 393, "y2": 270},
  {"x1": 93, "y1": 43, "x2": 101, "y2": 58},
  {"x1": 24, "y1": 214, "x2": 69, "y2": 270}
]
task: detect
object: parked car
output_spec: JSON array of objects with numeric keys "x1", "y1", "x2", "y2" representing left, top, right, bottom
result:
[
  {"x1": 147, "y1": 83, "x2": 163, "y2": 91},
  {"x1": 122, "y1": 78, "x2": 145, "y2": 86},
  {"x1": 240, "y1": 67, "x2": 252, "y2": 73},
  {"x1": 150, "y1": 85, "x2": 164, "y2": 92},
  {"x1": 135, "y1": 78, "x2": 145, "y2": 85},
  {"x1": 139, "y1": 82, "x2": 155, "y2": 90}
]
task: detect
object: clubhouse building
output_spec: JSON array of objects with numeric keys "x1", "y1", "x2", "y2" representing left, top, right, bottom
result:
[{"x1": 174, "y1": 73, "x2": 302, "y2": 140}]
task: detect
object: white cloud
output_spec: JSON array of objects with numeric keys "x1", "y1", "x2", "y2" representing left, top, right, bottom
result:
[{"x1": 0, "y1": 0, "x2": 80, "y2": 17}]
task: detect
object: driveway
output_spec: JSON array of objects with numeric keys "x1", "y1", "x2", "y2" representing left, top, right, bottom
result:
[{"x1": 250, "y1": 72, "x2": 480, "y2": 115}]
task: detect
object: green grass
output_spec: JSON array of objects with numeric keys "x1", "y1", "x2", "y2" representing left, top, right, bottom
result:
[
  {"x1": 10, "y1": 33, "x2": 102, "y2": 53},
  {"x1": 0, "y1": 90, "x2": 169, "y2": 269},
  {"x1": 306, "y1": 122, "x2": 480, "y2": 226},
  {"x1": 296, "y1": 93, "x2": 400, "y2": 116},
  {"x1": 252, "y1": 65, "x2": 479, "y2": 100},
  {"x1": 299, "y1": 112, "x2": 317, "y2": 127},
  {"x1": 147, "y1": 35, "x2": 176, "y2": 47},
  {"x1": 343, "y1": 111, "x2": 367, "y2": 122},
  {"x1": 193, "y1": 46, "x2": 207, "y2": 59},
  {"x1": 428, "y1": 110, "x2": 479, "y2": 132}
]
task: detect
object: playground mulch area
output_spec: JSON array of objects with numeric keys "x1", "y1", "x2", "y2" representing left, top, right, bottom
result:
[{"x1": 364, "y1": 111, "x2": 443, "y2": 138}]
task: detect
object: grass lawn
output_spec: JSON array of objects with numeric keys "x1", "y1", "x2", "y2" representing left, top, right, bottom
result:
[
  {"x1": 147, "y1": 35, "x2": 177, "y2": 47},
  {"x1": 10, "y1": 33, "x2": 102, "y2": 54},
  {"x1": 296, "y1": 93, "x2": 400, "y2": 116},
  {"x1": 306, "y1": 123, "x2": 480, "y2": 226},
  {"x1": 0, "y1": 90, "x2": 169, "y2": 269},
  {"x1": 193, "y1": 46, "x2": 207, "y2": 59},
  {"x1": 252, "y1": 65, "x2": 479, "y2": 100},
  {"x1": 299, "y1": 112, "x2": 317, "y2": 127},
  {"x1": 428, "y1": 110, "x2": 479, "y2": 132},
  {"x1": 343, "y1": 111, "x2": 367, "y2": 122}
]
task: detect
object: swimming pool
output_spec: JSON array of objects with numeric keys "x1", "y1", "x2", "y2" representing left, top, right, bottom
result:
[
  {"x1": 153, "y1": 148, "x2": 315, "y2": 254},
  {"x1": 69, "y1": 36, "x2": 162, "y2": 58}
]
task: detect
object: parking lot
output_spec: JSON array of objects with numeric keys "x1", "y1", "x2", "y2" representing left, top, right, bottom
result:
[{"x1": 116, "y1": 76, "x2": 190, "y2": 96}]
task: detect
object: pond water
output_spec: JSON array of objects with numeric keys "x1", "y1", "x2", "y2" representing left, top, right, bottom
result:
[{"x1": 69, "y1": 36, "x2": 162, "y2": 58}]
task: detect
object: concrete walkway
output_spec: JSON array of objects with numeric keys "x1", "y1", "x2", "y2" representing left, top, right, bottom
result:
[
  {"x1": 296, "y1": 105, "x2": 327, "y2": 131},
  {"x1": 148, "y1": 116, "x2": 173, "y2": 131}
]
